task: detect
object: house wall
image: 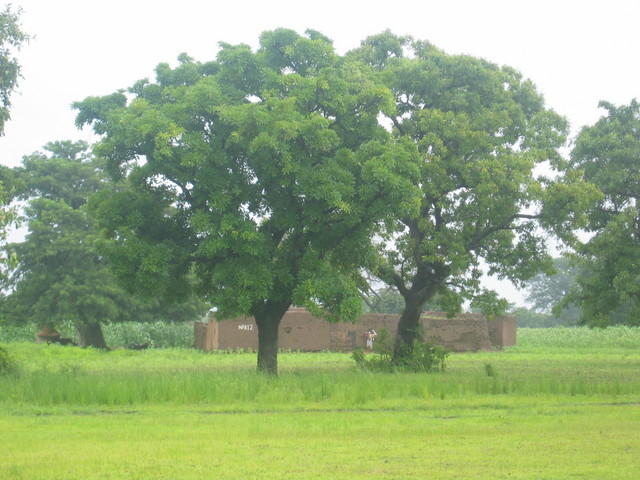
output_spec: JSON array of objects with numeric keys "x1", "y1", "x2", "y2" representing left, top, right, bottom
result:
[{"x1": 194, "y1": 308, "x2": 516, "y2": 352}]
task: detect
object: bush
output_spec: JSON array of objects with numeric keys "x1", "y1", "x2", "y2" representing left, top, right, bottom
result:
[
  {"x1": 0, "y1": 345, "x2": 18, "y2": 376},
  {"x1": 352, "y1": 328, "x2": 449, "y2": 373}
]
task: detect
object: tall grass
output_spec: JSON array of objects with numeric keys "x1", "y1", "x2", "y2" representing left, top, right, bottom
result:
[
  {"x1": 2, "y1": 327, "x2": 639, "y2": 410},
  {"x1": 8, "y1": 360, "x2": 636, "y2": 409}
]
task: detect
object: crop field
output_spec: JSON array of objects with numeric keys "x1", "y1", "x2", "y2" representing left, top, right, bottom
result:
[{"x1": 1, "y1": 327, "x2": 639, "y2": 479}]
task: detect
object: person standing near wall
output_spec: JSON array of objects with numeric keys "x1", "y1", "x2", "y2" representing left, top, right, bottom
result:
[{"x1": 365, "y1": 329, "x2": 377, "y2": 350}]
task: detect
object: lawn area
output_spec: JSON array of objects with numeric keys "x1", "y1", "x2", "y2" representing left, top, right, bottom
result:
[{"x1": 1, "y1": 327, "x2": 639, "y2": 479}]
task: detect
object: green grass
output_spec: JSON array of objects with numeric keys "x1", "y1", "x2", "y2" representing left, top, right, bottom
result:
[
  {"x1": 1, "y1": 327, "x2": 639, "y2": 479},
  {"x1": 3, "y1": 405, "x2": 637, "y2": 479}
]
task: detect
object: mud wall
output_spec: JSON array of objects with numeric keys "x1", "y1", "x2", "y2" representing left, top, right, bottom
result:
[{"x1": 194, "y1": 308, "x2": 516, "y2": 352}]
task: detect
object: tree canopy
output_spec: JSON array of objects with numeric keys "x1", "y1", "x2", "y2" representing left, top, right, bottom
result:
[
  {"x1": 1, "y1": 141, "x2": 209, "y2": 347},
  {"x1": 564, "y1": 100, "x2": 640, "y2": 326},
  {"x1": 72, "y1": 29, "x2": 605, "y2": 367},
  {"x1": 347, "y1": 32, "x2": 598, "y2": 357},
  {"x1": 74, "y1": 29, "x2": 415, "y2": 373}
]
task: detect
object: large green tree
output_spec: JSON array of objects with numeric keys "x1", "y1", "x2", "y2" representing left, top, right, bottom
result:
[
  {"x1": 2, "y1": 141, "x2": 209, "y2": 347},
  {"x1": 75, "y1": 30, "x2": 415, "y2": 373},
  {"x1": 564, "y1": 100, "x2": 640, "y2": 326},
  {"x1": 348, "y1": 32, "x2": 597, "y2": 359}
]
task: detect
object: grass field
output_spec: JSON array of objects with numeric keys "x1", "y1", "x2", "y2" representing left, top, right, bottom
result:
[{"x1": 1, "y1": 327, "x2": 639, "y2": 479}]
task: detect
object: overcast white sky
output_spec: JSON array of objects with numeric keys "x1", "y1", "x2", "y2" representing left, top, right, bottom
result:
[{"x1": 1, "y1": 0, "x2": 639, "y2": 305}]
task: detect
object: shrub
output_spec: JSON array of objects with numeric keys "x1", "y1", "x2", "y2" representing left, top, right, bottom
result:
[
  {"x1": 484, "y1": 363, "x2": 497, "y2": 377},
  {"x1": 352, "y1": 328, "x2": 449, "y2": 373},
  {"x1": 0, "y1": 345, "x2": 18, "y2": 376}
]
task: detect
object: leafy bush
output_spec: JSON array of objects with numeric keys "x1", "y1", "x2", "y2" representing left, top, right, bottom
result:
[
  {"x1": 484, "y1": 363, "x2": 497, "y2": 377},
  {"x1": 352, "y1": 328, "x2": 449, "y2": 373},
  {"x1": 0, "y1": 345, "x2": 18, "y2": 376}
]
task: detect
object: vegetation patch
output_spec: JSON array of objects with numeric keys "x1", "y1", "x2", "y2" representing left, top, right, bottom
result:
[
  {"x1": 352, "y1": 329, "x2": 449, "y2": 373},
  {"x1": 0, "y1": 345, "x2": 18, "y2": 376}
]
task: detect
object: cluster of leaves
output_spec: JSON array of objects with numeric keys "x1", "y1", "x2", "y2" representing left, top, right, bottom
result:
[{"x1": 0, "y1": 4, "x2": 30, "y2": 134}]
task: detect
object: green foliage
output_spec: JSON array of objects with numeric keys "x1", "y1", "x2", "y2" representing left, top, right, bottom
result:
[
  {"x1": 566, "y1": 100, "x2": 640, "y2": 326},
  {"x1": 2, "y1": 142, "x2": 118, "y2": 343},
  {"x1": 0, "y1": 4, "x2": 30, "y2": 135},
  {"x1": 484, "y1": 363, "x2": 497, "y2": 377},
  {"x1": 392, "y1": 340, "x2": 449, "y2": 372},
  {"x1": 0, "y1": 344, "x2": 18, "y2": 375},
  {"x1": 0, "y1": 168, "x2": 19, "y2": 283}
]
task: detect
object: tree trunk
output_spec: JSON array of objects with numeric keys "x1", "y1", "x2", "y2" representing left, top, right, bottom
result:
[
  {"x1": 77, "y1": 322, "x2": 108, "y2": 349},
  {"x1": 392, "y1": 295, "x2": 425, "y2": 361},
  {"x1": 392, "y1": 275, "x2": 441, "y2": 362},
  {"x1": 253, "y1": 301, "x2": 290, "y2": 375}
]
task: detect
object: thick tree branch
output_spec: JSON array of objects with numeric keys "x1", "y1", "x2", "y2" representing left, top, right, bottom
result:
[{"x1": 467, "y1": 212, "x2": 540, "y2": 251}]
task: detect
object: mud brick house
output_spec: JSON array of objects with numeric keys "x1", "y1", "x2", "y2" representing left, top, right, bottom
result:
[{"x1": 194, "y1": 308, "x2": 516, "y2": 352}]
